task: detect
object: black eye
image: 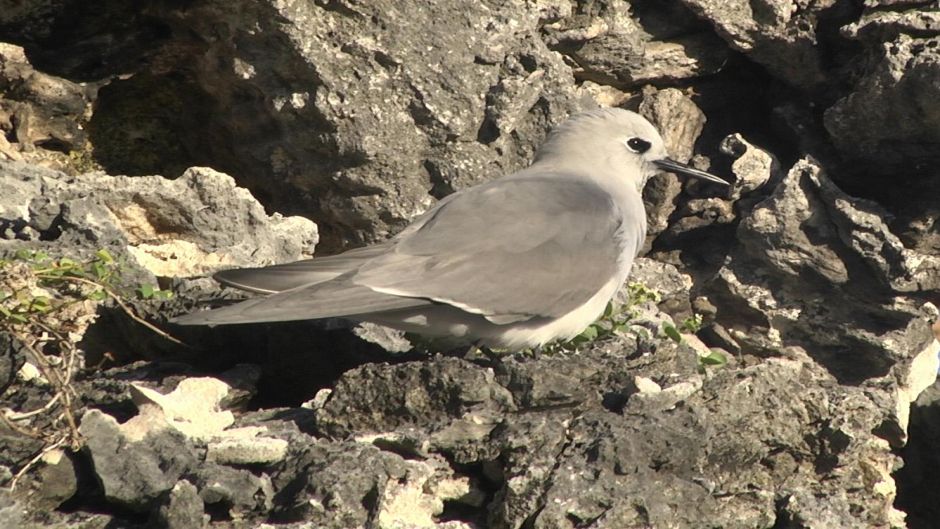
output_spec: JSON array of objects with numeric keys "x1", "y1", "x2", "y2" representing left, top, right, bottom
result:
[{"x1": 626, "y1": 137, "x2": 651, "y2": 153}]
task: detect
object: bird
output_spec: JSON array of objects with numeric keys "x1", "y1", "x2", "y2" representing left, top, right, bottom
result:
[{"x1": 172, "y1": 108, "x2": 728, "y2": 349}]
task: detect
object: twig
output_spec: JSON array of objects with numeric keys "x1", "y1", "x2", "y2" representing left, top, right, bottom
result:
[
  {"x1": 40, "y1": 275, "x2": 191, "y2": 348},
  {"x1": 8, "y1": 437, "x2": 67, "y2": 491},
  {"x1": 3, "y1": 393, "x2": 61, "y2": 421}
]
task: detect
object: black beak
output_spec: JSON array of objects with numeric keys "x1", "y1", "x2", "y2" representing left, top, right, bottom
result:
[{"x1": 653, "y1": 158, "x2": 729, "y2": 186}]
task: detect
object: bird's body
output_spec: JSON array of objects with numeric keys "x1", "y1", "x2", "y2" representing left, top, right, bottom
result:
[{"x1": 173, "y1": 108, "x2": 727, "y2": 349}]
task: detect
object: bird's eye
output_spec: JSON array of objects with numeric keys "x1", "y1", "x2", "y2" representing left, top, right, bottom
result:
[{"x1": 626, "y1": 137, "x2": 651, "y2": 153}]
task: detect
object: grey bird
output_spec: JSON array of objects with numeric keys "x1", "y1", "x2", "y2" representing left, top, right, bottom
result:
[{"x1": 173, "y1": 108, "x2": 727, "y2": 349}]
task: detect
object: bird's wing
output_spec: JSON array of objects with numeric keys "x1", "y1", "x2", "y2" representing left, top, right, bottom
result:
[
  {"x1": 171, "y1": 270, "x2": 432, "y2": 325},
  {"x1": 353, "y1": 176, "x2": 630, "y2": 323},
  {"x1": 214, "y1": 244, "x2": 392, "y2": 294}
]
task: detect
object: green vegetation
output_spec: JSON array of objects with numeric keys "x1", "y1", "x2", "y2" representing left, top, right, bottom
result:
[{"x1": 0, "y1": 248, "x2": 174, "y2": 490}]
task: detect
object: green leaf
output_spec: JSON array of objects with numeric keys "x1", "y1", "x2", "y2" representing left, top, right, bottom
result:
[
  {"x1": 153, "y1": 290, "x2": 174, "y2": 300},
  {"x1": 663, "y1": 324, "x2": 682, "y2": 343},
  {"x1": 700, "y1": 349, "x2": 728, "y2": 366},
  {"x1": 136, "y1": 284, "x2": 155, "y2": 299},
  {"x1": 579, "y1": 325, "x2": 599, "y2": 341},
  {"x1": 95, "y1": 249, "x2": 114, "y2": 264},
  {"x1": 87, "y1": 290, "x2": 108, "y2": 301}
]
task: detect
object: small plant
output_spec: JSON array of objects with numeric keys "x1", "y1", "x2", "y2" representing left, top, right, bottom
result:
[
  {"x1": 0, "y1": 248, "x2": 177, "y2": 490},
  {"x1": 696, "y1": 349, "x2": 728, "y2": 373},
  {"x1": 679, "y1": 313, "x2": 703, "y2": 334}
]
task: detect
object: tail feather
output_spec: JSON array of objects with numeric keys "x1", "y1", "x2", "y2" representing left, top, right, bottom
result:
[{"x1": 172, "y1": 276, "x2": 431, "y2": 325}]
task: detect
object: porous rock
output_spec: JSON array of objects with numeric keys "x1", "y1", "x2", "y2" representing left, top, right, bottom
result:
[
  {"x1": 824, "y1": 34, "x2": 940, "y2": 174},
  {"x1": 152, "y1": 480, "x2": 207, "y2": 529},
  {"x1": 638, "y1": 87, "x2": 709, "y2": 239},
  {"x1": 0, "y1": 161, "x2": 318, "y2": 279},
  {"x1": 677, "y1": 0, "x2": 835, "y2": 90},
  {"x1": 546, "y1": 0, "x2": 730, "y2": 86},
  {"x1": 79, "y1": 409, "x2": 199, "y2": 511}
]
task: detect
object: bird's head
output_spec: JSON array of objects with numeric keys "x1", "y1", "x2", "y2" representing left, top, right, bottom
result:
[{"x1": 534, "y1": 107, "x2": 728, "y2": 192}]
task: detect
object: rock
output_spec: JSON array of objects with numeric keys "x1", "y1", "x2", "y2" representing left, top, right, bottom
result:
[
  {"x1": 44, "y1": 0, "x2": 583, "y2": 251},
  {"x1": 638, "y1": 88, "x2": 712, "y2": 242},
  {"x1": 192, "y1": 464, "x2": 273, "y2": 517},
  {"x1": 547, "y1": 0, "x2": 729, "y2": 86},
  {"x1": 30, "y1": 449, "x2": 78, "y2": 511},
  {"x1": 206, "y1": 436, "x2": 288, "y2": 466},
  {"x1": 719, "y1": 133, "x2": 779, "y2": 199},
  {"x1": 0, "y1": 43, "x2": 96, "y2": 170},
  {"x1": 313, "y1": 358, "x2": 515, "y2": 438},
  {"x1": 676, "y1": 0, "x2": 834, "y2": 90},
  {"x1": 79, "y1": 409, "x2": 199, "y2": 511},
  {"x1": 128, "y1": 377, "x2": 234, "y2": 443},
  {"x1": 0, "y1": 161, "x2": 318, "y2": 279},
  {"x1": 152, "y1": 480, "x2": 207, "y2": 529},
  {"x1": 622, "y1": 257, "x2": 694, "y2": 318},
  {"x1": 273, "y1": 441, "x2": 470, "y2": 528},
  {"x1": 708, "y1": 158, "x2": 937, "y2": 439},
  {"x1": 824, "y1": 34, "x2": 940, "y2": 173}
]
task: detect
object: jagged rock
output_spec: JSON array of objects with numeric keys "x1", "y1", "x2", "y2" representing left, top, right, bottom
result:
[
  {"x1": 128, "y1": 377, "x2": 235, "y2": 443},
  {"x1": 29, "y1": 449, "x2": 78, "y2": 511},
  {"x1": 192, "y1": 463, "x2": 273, "y2": 517},
  {"x1": 709, "y1": 158, "x2": 938, "y2": 438},
  {"x1": 676, "y1": 0, "x2": 834, "y2": 90},
  {"x1": 15, "y1": 0, "x2": 581, "y2": 251},
  {"x1": 79, "y1": 409, "x2": 199, "y2": 511},
  {"x1": 546, "y1": 0, "x2": 729, "y2": 86},
  {"x1": 313, "y1": 357, "x2": 515, "y2": 439},
  {"x1": 0, "y1": 161, "x2": 317, "y2": 279},
  {"x1": 0, "y1": 43, "x2": 95, "y2": 169},
  {"x1": 824, "y1": 34, "x2": 940, "y2": 173},
  {"x1": 719, "y1": 133, "x2": 779, "y2": 199},
  {"x1": 638, "y1": 87, "x2": 710, "y2": 239},
  {"x1": 152, "y1": 480, "x2": 207, "y2": 529},
  {"x1": 273, "y1": 440, "x2": 471, "y2": 528}
]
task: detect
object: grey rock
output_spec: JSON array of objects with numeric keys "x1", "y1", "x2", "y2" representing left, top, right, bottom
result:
[
  {"x1": 719, "y1": 133, "x2": 779, "y2": 199},
  {"x1": 31, "y1": 449, "x2": 78, "y2": 511},
  {"x1": 824, "y1": 34, "x2": 940, "y2": 172},
  {"x1": 0, "y1": 43, "x2": 95, "y2": 169},
  {"x1": 709, "y1": 158, "x2": 936, "y2": 390},
  {"x1": 152, "y1": 480, "x2": 207, "y2": 529},
  {"x1": 272, "y1": 440, "x2": 460, "y2": 528},
  {"x1": 843, "y1": 7, "x2": 940, "y2": 41},
  {"x1": 192, "y1": 464, "x2": 273, "y2": 517},
  {"x1": 545, "y1": 0, "x2": 729, "y2": 86},
  {"x1": 638, "y1": 88, "x2": 709, "y2": 239},
  {"x1": 79, "y1": 409, "x2": 198, "y2": 511},
  {"x1": 0, "y1": 161, "x2": 317, "y2": 280},
  {"x1": 101, "y1": 0, "x2": 582, "y2": 250},
  {"x1": 677, "y1": 0, "x2": 833, "y2": 89},
  {"x1": 313, "y1": 357, "x2": 515, "y2": 438}
]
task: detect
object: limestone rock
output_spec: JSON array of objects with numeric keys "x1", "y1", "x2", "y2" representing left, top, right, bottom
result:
[{"x1": 0, "y1": 161, "x2": 318, "y2": 279}]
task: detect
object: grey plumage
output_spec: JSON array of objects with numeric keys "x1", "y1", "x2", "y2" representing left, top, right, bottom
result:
[{"x1": 172, "y1": 108, "x2": 727, "y2": 349}]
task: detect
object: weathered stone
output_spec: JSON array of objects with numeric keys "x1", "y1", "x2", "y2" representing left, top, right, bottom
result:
[
  {"x1": 0, "y1": 43, "x2": 96, "y2": 171},
  {"x1": 0, "y1": 162, "x2": 318, "y2": 279},
  {"x1": 638, "y1": 88, "x2": 709, "y2": 239},
  {"x1": 719, "y1": 133, "x2": 779, "y2": 199},
  {"x1": 677, "y1": 0, "x2": 835, "y2": 89},
  {"x1": 152, "y1": 480, "x2": 207, "y2": 529},
  {"x1": 79, "y1": 409, "x2": 199, "y2": 511},
  {"x1": 192, "y1": 464, "x2": 273, "y2": 517},
  {"x1": 313, "y1": 358, "x2": 515, "y2": 439},
  {"x1": 273, "y1": 440, "x2": 469, "y2": 528},
  {"x1": 824, "y1": 34, "x2": 940, "y2": 173}
]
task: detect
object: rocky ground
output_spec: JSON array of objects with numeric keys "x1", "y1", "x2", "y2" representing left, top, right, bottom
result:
[{"x1": 1, "y1": 0, "x2": 940, "y2": 528}]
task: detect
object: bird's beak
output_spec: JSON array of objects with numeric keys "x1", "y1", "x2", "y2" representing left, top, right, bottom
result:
[{"x1": 653, "y1": 158, "x2": 729, "y2": 186}]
